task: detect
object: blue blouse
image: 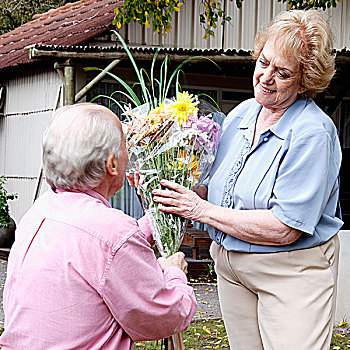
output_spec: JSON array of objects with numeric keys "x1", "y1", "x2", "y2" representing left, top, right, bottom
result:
[{"x1": 207, "y1": 98, "x2": 343, "y2": 253}]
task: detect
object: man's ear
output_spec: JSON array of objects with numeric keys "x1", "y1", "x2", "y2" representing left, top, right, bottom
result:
[{"x1": 106, "y1": 154, "x2": 118, "y2": 176}]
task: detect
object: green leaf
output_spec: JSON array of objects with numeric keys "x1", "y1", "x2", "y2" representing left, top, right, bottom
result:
[
  {"x1": 197, "y1": 93, "x2": 222, "y2": 112},
  {"x1": 85, "y1": 67, "x2": 141, "y2": 106},
  {"x1": 164, "y1": 56, "x2": 221, "y2": 99},
  {"x1": 112, "y1": 30, "x2": 149, "y2": 105},
  {"x1": 150, "y1": 48, "x2": 160, "y2": 108},
  {"x1": 90, "y1": 94, "x2": 129, "y2": 112}
]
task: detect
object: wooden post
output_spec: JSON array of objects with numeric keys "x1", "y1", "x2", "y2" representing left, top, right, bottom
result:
[
  {"x1": 167, "y1": 333, "x2": 185, "y2": 350},
  {"x1": 63, "y1": 62, "x2": 75, "y2": 106}
]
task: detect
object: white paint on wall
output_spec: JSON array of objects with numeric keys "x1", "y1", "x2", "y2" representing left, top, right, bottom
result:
[
  {"x1": 0, "y1": 66, "x2": 62, "y2": 221},
  {"x1": 335, "y1": 230, "x2": 350, "y2": 324}
]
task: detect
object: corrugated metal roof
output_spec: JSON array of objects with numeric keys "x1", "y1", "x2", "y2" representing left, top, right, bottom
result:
[
  {"x1": 29, "y1": 43, "x2": 252, "y2": 56},
  {"x1": 1, "y1": 0, "x2": 349, "y2": 70},
  {"x1": 0, "y1": 0, "x2": 122, "y2": 69},
  {"x1": 28, "y1": 43, "x2": 350, "y2": 62}
]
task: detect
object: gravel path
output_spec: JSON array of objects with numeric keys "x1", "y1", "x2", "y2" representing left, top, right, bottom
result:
[{"x1": 191, "y1": 283, "x2": 222, "y2": 319}]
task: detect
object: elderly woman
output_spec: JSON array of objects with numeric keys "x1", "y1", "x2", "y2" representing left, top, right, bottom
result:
[
  {"x1": 152, "y1": 9, "x2": 342, "y2": 350},
  {"x1": 0, "y1": 103, "x2": 197, "y2": 349}
]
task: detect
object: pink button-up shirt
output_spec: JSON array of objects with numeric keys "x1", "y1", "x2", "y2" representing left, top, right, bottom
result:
[{"x1": 0, "y1": 189, "x2": 197, "y2": 349}]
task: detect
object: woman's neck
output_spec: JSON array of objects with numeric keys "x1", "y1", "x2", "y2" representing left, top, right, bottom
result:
[
  {"x1": 252, "y1": 106, "x2": 287, "y2": 146},
  {"x1": 259, "y1": 106, "x2": 287, "y2": 125}
]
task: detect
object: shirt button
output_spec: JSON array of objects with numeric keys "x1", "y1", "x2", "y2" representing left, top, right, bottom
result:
[{"x1": 263, "y1": 137, "x2": 268, "y2": 142}]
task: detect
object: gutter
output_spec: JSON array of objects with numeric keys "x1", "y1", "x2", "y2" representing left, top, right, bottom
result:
[
  {"x1": 28, "y1": 45, "x2": 350, "y2": 64},
  {"x1": 28, "y1": 46, "x2": 256, "y2": 64}
]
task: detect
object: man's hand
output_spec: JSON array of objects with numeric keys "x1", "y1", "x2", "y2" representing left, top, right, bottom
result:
[
  {"x1": 158, "y1": 252, "x2": 188, "y2": 274},
  {"x1": 126, "y1": 172, "x2": 142, "y2": 196}
]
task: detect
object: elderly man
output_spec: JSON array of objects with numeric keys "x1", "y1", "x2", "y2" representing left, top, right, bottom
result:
[{"x1": 0, "y1": 103, "x2": 197, "y2": 349}]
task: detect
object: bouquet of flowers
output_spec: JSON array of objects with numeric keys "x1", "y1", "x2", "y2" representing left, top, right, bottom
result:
[
  {"x1": 89, "y1": 29, "x2": 223, "y2": 349},
  {"x1": 123, "y1": 92, "x2": 221, "y2": 257}
]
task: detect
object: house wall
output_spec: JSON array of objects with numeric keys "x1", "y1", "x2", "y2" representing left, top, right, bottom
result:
[
  {"x1": 0, "y1": 0, "x2": 349, "y2": 321},
  {"x1": 0, "y1": 66, "x2": 62, "y2": 222},
  {"x1": 336, "y1": 230, "x2": 350, "y2": 324},
  {"x1": 113, "y1": 0, "x2": 350, "y2": 50}
]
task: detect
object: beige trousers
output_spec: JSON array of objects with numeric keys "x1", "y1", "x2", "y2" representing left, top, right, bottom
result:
[{"x1": 210, "y1": 235, "x2": 340, "y2": 350}]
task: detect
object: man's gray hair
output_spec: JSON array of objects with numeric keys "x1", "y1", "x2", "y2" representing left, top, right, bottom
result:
[{"x1": 42, "y1": 103, "x2": 122, "y2": 191}]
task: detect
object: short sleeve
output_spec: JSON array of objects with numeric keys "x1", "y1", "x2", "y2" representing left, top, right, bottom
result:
[{"x1": 270, "y1": 129, "x2": 339, "y2": 235}]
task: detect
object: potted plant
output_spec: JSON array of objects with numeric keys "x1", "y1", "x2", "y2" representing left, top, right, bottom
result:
[{"x1": 0, "y1": 176, "x2": 17, "y2": 248}]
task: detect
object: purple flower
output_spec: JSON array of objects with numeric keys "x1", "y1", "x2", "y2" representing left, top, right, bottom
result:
[
  {"x1": 183, "y1": 114, "x2": 196, "y2": 128},
  {"x1": 181, "y1": 114, "x2": 220, "y2": 152},
  {"x1": 195, "y1": 116, "x2": 221, "y2": 151}
]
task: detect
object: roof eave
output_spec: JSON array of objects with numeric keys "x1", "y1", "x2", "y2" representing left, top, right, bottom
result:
[
  {"x1": 27, "y1": 45, "x2": 256, "y2": 63},
  {"x1": 27, "y1": 45, "x2": 350, "y2": 65}
]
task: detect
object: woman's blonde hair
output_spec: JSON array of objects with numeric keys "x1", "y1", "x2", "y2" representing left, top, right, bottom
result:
[{"x1": 252, "y1": 9, "x2": 336, "y2": 99}]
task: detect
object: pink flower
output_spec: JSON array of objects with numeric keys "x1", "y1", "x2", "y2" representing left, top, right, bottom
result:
[{"x1": 194, "y1": 116, "x2": 221, "y2": 151}]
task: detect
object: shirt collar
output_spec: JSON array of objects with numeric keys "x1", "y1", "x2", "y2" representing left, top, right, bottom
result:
[
  {"x1": 237, "y1": 98, "x2": 308, "y2": 140},
  {"x1": 270, "y1": 99, "x2": 308, "y2": 139},
  {"x1": 238, "y1": 99, "x2": 262, "y2": 130},
  {"x1": 53, "y1": 188, "x2": 112, "y2": 208}
]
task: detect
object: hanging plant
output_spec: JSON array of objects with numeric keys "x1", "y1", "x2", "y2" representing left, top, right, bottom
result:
[
  {"x1": 200, "y1": 0, "x2": 233, "y2": 39},
  {"x1": 0, "y1": 176, "x2": 17, "y2": 228},
  {"x1": 113, "y1": 0, "x2": 234, "y2": 39},
  {"x1": 113, "y1": 0, "x2": 341, "y2": 40},
  {"x1": 113, "y1": 0, "x2": 183, "y2": 38}
]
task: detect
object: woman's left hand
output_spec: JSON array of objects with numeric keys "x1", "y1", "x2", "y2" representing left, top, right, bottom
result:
[{"x1": 152, "y1": 180, "x2": 210, "y2": 222}]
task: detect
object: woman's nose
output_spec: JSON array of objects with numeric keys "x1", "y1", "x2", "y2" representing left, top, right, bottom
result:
[{"x1": 261, "y1": 67, "x2": 274, "y2": 84}]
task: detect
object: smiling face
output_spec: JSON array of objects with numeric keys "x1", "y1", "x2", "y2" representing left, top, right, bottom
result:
[{"x1": 253, "y1": 38, "x2": 302, "y2": 113}]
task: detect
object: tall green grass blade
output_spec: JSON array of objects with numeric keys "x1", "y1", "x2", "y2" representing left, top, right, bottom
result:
[
  {"x1": 140, "y1": 68, "x2": 154, "y2": 109},
  {"x1": 175, "y1": 69, "x2": 186, "y2": 99},
  {"x1": 159, "y1": 58, "x2": 165, "y2": 103},
  {"x1": 162, "y1": 56, "x2": 169, "y2": 103},
  {"x1": 197, "y1": 93, "x2": 222, "y2": 112},
  {"x1": 164, "y1": 56, "x2": 221, "y2": 99},
  {"x1": 90, "y1": 94, "x2": 128, "y2": 112},
  {"x1": 151, "y1": 49, "x2": 160, "y2": 107},
  {"x1": 113, "y1": 30, "x2": 150, "y2": 106},
  {"x1": 109, "y1": 90, "x2": 139, "y2": 107},
  {"x1": 85, "y1": 67, "x2": 141, "y2": 106}
]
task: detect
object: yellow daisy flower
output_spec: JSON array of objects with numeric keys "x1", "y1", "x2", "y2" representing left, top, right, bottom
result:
[{"x1": 168, "y1": 91, "x2": 199, "y2": 125}]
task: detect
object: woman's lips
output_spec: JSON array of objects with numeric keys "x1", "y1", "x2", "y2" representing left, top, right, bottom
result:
[{"x1": 260, "y1": 84, "x2": 276, "y2": 93}]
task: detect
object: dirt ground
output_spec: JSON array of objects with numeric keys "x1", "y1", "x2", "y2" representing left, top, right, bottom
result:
[{"x1": 191, "y1": 283, "x2": 222, "y2": 319}]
